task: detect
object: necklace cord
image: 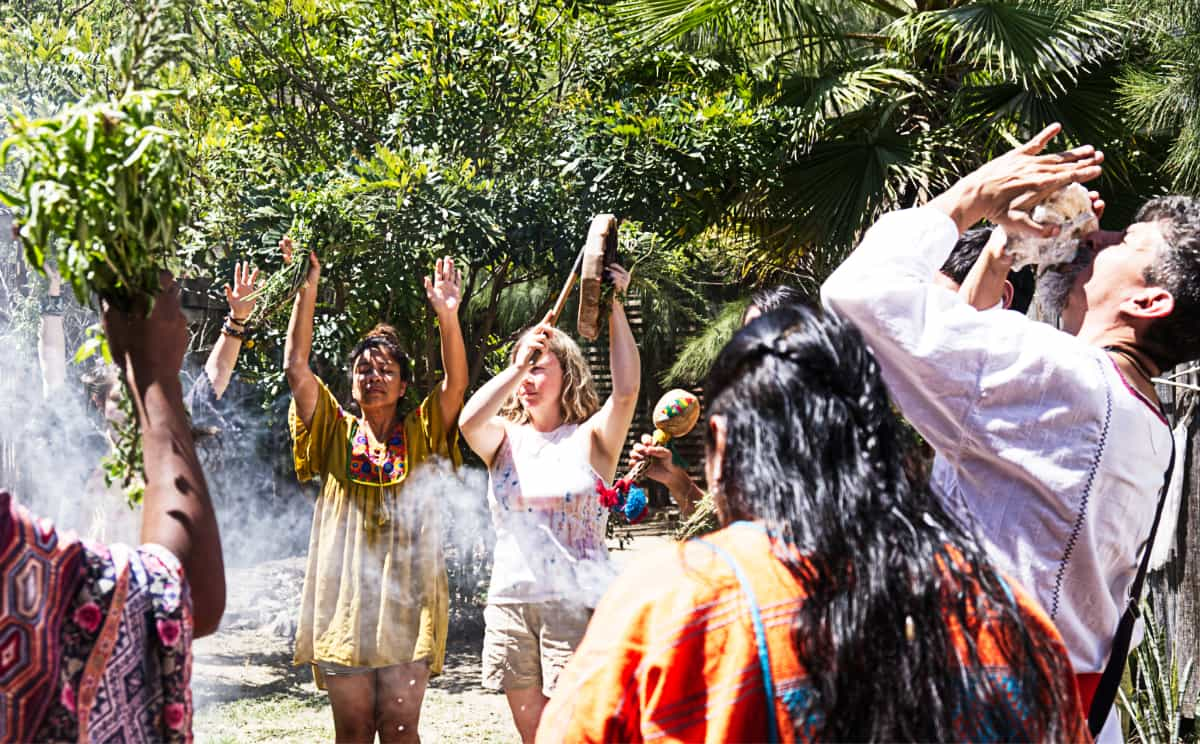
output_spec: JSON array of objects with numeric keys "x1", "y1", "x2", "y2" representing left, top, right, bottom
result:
[{"x1": 1104, "y1": 345, "x2": 1158, "y2": 384}]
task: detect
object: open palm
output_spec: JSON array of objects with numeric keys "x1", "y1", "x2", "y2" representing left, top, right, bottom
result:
[
  {"x1": 424, "y1": 256, "x2": 462, "y2": 316},
  {"x1": 225, "y1": 261, "x2": 261, "y2": 320}
]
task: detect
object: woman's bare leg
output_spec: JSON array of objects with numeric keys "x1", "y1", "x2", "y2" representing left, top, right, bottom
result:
[
  {"x1": 376, "y1": 662, "x2": 430, "y2": 744},
  {"x1": 505, "y1": 686, "x2": 549, "y2": 744},
  {"x1": 326, "y1": 670, "x2": 378, "y2": 743}
]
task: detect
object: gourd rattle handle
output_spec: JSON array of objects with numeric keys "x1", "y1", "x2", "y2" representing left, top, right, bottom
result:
[{"x1": 623, "y1": 444, "x2": 658, "y2": 484}]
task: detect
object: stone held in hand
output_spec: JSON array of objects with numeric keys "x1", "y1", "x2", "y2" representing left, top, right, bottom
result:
[{"x1": 1007, "y1": 183, "x2": 1100, "y2": 270}]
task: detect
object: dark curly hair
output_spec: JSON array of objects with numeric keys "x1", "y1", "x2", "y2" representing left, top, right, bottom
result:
[
  {"x1": 703, "y1": 305, "x2": 1074, "y2": 741},
  {"x1": 1138, "y1": 195, "x2": 1200, "y2": 368},
  {"x1": 744, "y1": 285, "x2": 806, "y2": 324}
]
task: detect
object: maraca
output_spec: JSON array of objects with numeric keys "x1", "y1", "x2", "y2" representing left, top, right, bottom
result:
[{"x1": 599, "y1": 389, "x2": 702, "y2": 523}]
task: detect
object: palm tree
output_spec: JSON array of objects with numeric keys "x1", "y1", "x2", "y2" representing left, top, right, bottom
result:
[
  {"x1": 608, "y1": 0, "x2": 1157, "y2": 282},
  {"x1": 1119, "y1": 0, "x2": 1200, "y2": 193}
]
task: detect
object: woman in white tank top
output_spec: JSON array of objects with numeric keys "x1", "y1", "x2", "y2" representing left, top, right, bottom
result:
[{"x1": 460, "y1": 223, "x2": 640, "y2": 743}]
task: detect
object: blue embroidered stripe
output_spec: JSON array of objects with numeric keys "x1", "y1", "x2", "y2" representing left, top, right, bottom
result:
[{"x1": 694, "y1": 521, "x2": 778, "y2": 744}]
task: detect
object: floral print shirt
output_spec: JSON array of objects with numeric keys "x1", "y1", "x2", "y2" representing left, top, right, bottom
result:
[{"x1": 35, "y1": 539, "x2": 193, "y2": 743}]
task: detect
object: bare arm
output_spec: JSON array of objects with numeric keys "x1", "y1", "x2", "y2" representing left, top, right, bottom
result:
[
  {"x1": 459, "y1": 316, "x2": 550, "y2": 466},
  {"x1": 283, "y1": 244, "x2": 322, "y2": 429},
  {"x1": 38, "y1": 269, "x2": 66, "y2": 397},
  {"x1": 629, "y1": 435, "x2": 704, "y2": 517},
  {"x1": 424, "y1": 257, "x2": 468, "y2": 434},
  {"x1": 589, "y1": 265, "x2": 640, "y2": 482},
  {"x1": 205, "y1": 261, "x2": 259, "y2": 399},
  {"x1": 957, "y1": 227, "x2": 1014, "y2": 311},
  {"x1": 104, "y1": 277, "x2": 224, "y2": 637}
]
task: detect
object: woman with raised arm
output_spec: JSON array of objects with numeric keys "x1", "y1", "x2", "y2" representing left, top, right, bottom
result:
[
  {"x1": 538, "y1": 305, "x2": 1089, "y2": 743},
  {"x1": 459, "y1": 218, "x2": 641, "y2": 744},
  {"x1": 282, "y1": 240, "x2": 467, "y2": 744},
  {"x1": 1, "y1": 275, "x2": 223, "y2": 742}
]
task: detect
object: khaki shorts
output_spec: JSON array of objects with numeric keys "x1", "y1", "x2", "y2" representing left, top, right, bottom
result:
[{"x1": 482, "y1": 601, "x2": 592, "y2": 697}]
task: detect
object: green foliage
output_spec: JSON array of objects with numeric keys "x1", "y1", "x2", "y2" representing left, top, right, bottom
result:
[
  {"x1": 101, "y1": 392, "x2": 146, "y2": 508},
  {"x1": 1119, "y1": 602, "x2": 1200, "y2": 743},
  {"x1": 609, "y1": 0, "x2": 1181, "y2": 270},
  {"x1": 170, "y1": 0, "x2": 758, "y2": 400},
  {"x1": 1118, "y1": 0, "x2": 1200, "y2": 192},
  {"x1": 664, "y1": 298, "x2": 747, "y2": 386},
  {"x1": 1, "y1": 89, "x2": 191, "y2": 308}
]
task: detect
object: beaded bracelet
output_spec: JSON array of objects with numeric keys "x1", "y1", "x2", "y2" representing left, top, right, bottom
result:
[
  {"x1": 221, "y1": 319, "x2": 247, "y2": 340},
  {"x1": 41, "y1": 294, "x2": 65, "y2": 316}
]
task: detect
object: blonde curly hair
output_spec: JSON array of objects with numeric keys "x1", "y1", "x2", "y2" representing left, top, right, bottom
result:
[{"x1": 500, "y1": 326, "x2": 600, "y2": 425}]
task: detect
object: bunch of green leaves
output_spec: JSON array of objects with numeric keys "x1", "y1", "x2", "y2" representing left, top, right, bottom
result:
[
  {"x1": 676, "y1": 493, "x2": 719, "y2": 540},
  {"x1": 1119, "y1": 602, "x2": 1200, "y2": 743},
  {"x1": 0, "y1": 88, "x2": 190, "y2": 309},
  {"x1": 101, "y1": 389, "x2": 146, "y2": 508}
]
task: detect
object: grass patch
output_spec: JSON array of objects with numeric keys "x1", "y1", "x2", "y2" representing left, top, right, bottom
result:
[{"x1": 195, "y1": 691, "x2": 331, "y2": 743}]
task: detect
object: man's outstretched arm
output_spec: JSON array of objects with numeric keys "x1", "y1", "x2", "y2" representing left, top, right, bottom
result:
[{"x1": 821, "y1": 125, "x2": 1103, "y2": 459}]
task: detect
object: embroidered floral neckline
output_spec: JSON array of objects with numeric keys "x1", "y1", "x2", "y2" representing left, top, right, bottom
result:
[{"x1": 347, "y1": 419, "x2": 408, "y2": 487}]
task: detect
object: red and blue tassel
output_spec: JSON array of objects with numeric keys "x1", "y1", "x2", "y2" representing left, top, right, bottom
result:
[{"x1": 596, "y1": 477, "x2": 649, "y2": 524}]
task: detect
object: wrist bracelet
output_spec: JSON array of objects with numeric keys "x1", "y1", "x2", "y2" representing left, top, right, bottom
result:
[
  {"x1": 221, "y1": 320, "x2": 247, "y2": 340},
  {"x1": 228, "y1": 314, "x2": 249, "y2": 325},
  {"x1": 41, "y1": 295, "x2": 65, "y2": 316}
]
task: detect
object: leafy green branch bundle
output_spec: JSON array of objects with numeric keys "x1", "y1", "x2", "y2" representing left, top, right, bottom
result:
[
  {"x1": 1, "y1": 89, "x2": 191, "y2": 506},
  {"x1": 244, "y1": 215, "x2": 324, "y2": 326},
  {"x1": 0, "y1": 89, "x2": 190, "y2": 309}
]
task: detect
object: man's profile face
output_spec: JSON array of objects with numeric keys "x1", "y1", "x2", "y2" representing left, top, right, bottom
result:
[{"x1": 1061, "y1": 222, "x2": 1166, "y2": 334}]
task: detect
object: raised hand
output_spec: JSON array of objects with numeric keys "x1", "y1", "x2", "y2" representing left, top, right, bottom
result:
[
  {"x1": 514, "y1": 312, "x2": 554, "y2": 369},
  {"x1": 46, "y1": 262, "x2": 62, "y2": 296},
  {"x1": 607, "y1": 263, "x2": 632, "y2": 295},
  {"x1": 424, "y1": 256, "x2": 462, "y2": 316},
  {"x1": 224, "y1": 261, "x2": 260, "y2": 321},
  {"x1": 932, "y1": 123, "x2": 1104, "y2": 236}
]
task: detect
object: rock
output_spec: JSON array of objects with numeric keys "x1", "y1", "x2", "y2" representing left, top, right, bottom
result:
[{"x1": 271, "y1": 610, "x2": 297, "y2": 639}]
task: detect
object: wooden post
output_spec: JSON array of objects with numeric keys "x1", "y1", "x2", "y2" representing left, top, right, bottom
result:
[{"x1": 1149, "y1": 372, "x2": 1199, "y2": 725}]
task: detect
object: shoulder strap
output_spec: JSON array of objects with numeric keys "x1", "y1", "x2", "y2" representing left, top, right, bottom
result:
[
  {"x1": 1087, "y1": 437, "x2": 1176, "y2": 737},
  {"x1": 694, "y1": 524, "x2": 779, "y2": 744}
]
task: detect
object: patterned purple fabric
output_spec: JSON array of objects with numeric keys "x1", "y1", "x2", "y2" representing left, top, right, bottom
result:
[
  {"x1": 36, "y1": 541, "x2": 193, "y2": 743},
  {"x1": 0, "y1": 491, "x2": 192, "y2": 743}
]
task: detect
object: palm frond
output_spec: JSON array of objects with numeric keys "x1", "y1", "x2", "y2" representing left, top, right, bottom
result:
[
  {"x1": 1119, "y1": 62, "x2": 1190, "y2": 135},
  {"x1": 662, "y1": 298, "x2": 747, "y2": 386},
  {"x1": 779, "y1": 56, "x2": 926, "y2": 128},
  {"x1": 1164, "y1": 121, "x2": 1200, "y2": 193},
  {"x1": 955, "y1": 59, "x2": 1140, "y2": 188},
  {"x1": 890, "y1": 2, "x2": 1127, "y2": 95},
  {"x1": 609, "y1": 0, "x2": 877, "y2": 64}
]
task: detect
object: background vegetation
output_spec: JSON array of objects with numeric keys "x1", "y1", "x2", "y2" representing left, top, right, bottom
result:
[
  {"x1": 3, "y1": 0, "x2": 1198, "y2": 391},
  {"x1": 4, "y1": 3, "x2": 1200, "y2": 735}
]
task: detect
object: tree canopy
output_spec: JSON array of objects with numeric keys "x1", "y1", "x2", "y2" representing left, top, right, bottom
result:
[{"x1": 1, "y1": 0, "x2": 1198, "y2": 393}]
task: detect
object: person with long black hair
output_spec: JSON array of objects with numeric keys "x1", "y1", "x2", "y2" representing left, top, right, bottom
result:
[{"x1": 536, "y1": 305, "x2": 1087, "y2": 743}]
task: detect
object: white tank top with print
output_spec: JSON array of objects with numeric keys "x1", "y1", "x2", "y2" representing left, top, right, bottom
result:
[{"x1": 486, "y1": 421, "x2": 615, "y2": 606}]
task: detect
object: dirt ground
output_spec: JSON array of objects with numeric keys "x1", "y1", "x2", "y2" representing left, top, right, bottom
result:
[{"x1": 193, "y1": 534, "x2": 671, "y2": 742}]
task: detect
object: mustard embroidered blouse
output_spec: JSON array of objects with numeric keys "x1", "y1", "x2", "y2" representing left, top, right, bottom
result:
[{"x1": 289, "y1": 378, "x2": 461, "y2": 675}]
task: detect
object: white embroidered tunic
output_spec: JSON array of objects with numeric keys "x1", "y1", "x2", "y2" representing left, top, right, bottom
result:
[
  {"x1": 822, "y1": 207, "x2": 1172, "y2": 742},
  {"x1": 486, "y1": 421, "x2": 615, "y2": 607}
]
